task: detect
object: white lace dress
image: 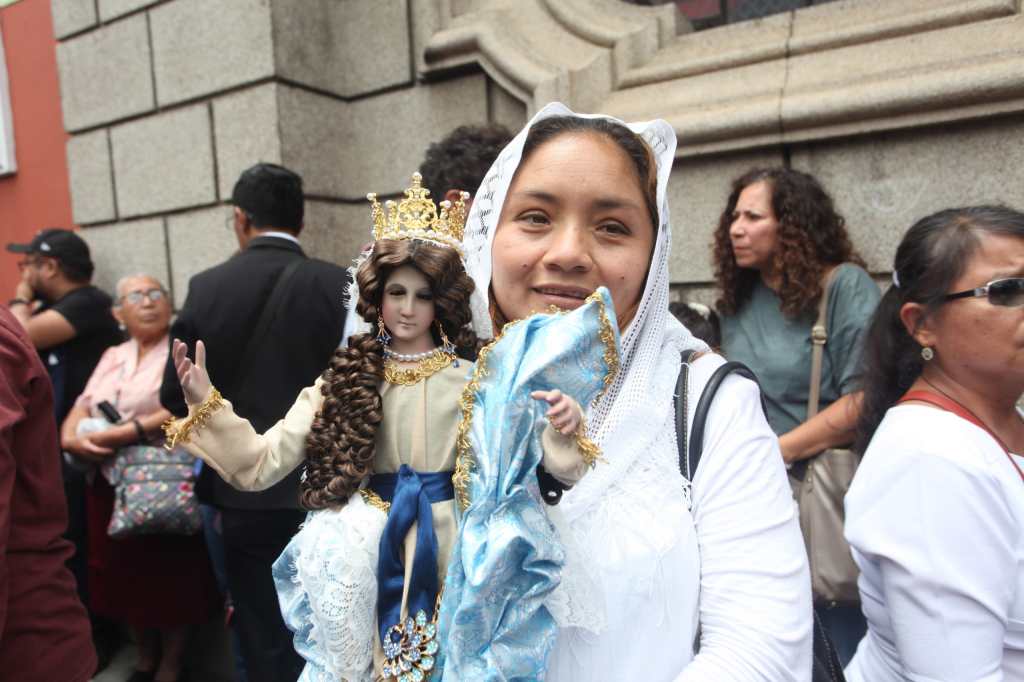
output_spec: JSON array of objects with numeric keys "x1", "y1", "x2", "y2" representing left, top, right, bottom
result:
[
  {"x1": 275, "y1": 363, "x2": 467, "y2": 681},
  {"x1": 171, "y1": 362, "x2": 588, "y2": 681}
]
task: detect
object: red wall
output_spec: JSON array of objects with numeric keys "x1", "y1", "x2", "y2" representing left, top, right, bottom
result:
[{"x1": 0, "y1": 0, "x2": 74, "y2": 295}]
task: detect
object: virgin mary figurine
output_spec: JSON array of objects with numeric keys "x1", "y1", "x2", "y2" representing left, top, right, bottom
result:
[{"x1": 165, "y1": 173, "x2": 619, "y2": 681}]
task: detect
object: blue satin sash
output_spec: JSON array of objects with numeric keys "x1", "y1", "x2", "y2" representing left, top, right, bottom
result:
[{"x1": 369, "y1": 465, "x2": 454, "y2": 643}]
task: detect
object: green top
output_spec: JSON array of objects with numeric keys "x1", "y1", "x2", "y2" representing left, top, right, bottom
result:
[{"x1": 720, "y1": 263, "x2": 881, "y2": 437}]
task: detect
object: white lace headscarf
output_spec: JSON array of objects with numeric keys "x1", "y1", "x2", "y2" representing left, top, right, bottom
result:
[{"x1": 463, "y1": 102, "x2": 708, "y2": 522}]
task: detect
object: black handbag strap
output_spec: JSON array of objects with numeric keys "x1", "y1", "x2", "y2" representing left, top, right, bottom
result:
[
  {"x1": 232, "y1": 258, "x2": 304, "y2": 392},
  {"x1": 676, "y1": 351, "x2": 766, "y2": 482}
]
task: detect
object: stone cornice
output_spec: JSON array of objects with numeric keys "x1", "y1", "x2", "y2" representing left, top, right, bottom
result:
[
  {"x1": 604, "y1": 7, "x2": 1024, "y2": 157},
  {"x1": 421, "y1": 0, "x2": 1024, "y2": 158},
  {"x1": 620, "y1": 0, "x2": 1017, "y2": 88},
  {"x1": 422, "y1": 0, "x2": 674, "y2": 113}
]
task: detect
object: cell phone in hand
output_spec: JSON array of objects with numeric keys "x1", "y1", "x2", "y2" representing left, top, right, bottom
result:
[{"x1": 97, "y1": 400, "x2": 122, "y2": 424}]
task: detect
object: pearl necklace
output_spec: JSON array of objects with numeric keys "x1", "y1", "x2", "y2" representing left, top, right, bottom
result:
[{"x1": 384, "y1": 346, "x2": 444, "y2": 363}]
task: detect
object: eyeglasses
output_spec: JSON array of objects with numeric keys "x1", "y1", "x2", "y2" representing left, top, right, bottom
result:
[
  {"x1": 943, "y1": 277, "x2": 1024, "y2": 307},
  {"x1": 119, "y1": 288, "x2": 166, "y2": 306},
  {"x1": 17, "y1": 257, "x2": 44, "y2": 270}
]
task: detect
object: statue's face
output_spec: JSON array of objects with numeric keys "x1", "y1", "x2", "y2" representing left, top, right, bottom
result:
[{"x1": 381, "y1": 264, "x2": 436, "y2": 350}]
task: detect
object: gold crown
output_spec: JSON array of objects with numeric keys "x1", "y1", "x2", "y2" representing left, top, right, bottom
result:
[{"x1": 367, "y1": 173, "x2": 469, "y2": 255}]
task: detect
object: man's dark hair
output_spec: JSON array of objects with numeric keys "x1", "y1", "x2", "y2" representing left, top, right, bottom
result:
[
  {"x1": 57, "y1": 259, "x2": 93, "y2": 284},
  {"x1": 419, "y1": 124, "x2": 513, "y2": 200},
  {"x1": 668, "y1": 301, "x2": 721, "y2": 349},
  {"x1": 230, "y1": 163, "x2": 304, "y2": 232}
]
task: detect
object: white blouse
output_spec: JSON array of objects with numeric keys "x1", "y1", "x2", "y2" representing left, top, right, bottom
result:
[
  {"x1": 845, "y1": 404, "x2": 1024, "y2": 682},
  {"x1": 548, "y1": 353, "x2": 812, "y2": 681}
]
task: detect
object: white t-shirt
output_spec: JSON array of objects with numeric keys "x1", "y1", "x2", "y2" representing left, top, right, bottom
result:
[{"x1": 845, "y1": 404, "x2": 1024, "y2": 681}]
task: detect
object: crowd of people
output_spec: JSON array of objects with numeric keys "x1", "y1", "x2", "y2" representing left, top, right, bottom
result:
[{"x1": 2, "y1": 103, "x2": 1021, "y2": 682}]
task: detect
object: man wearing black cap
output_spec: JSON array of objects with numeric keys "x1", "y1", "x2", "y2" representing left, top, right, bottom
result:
[
  {"x1": 6, "y1": 228, "x2": 121, "y2": 424},
  {"x1": 160, "y1": 163, "x2": 348, "y2": 682}
]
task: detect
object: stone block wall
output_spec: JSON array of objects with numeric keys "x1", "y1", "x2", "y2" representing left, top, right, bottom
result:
[
  {"x1": 54, "y1": 0, "x2": 1024, "y2": 312},
  {"x1": 53, "y1": 0, "x2": 526, "y2": 307}
]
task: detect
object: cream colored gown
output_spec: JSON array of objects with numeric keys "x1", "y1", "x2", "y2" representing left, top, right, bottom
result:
[{"x1": 170, "y1": 362, "x2": 586, "y2": 681}]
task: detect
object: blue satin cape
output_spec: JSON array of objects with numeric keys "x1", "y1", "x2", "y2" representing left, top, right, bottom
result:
[{"x1": 437, "y1": 287, "x2": 620, "y2": 680}]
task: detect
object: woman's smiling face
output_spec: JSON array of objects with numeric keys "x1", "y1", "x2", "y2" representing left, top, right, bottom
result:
[{"x1": 490, "y1": 132, "x2": 656, "y2": 327}]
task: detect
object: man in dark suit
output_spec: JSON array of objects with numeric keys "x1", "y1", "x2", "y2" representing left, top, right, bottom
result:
[{"x1": 160, "y1": 163, "x2": 348, "y2": 682}]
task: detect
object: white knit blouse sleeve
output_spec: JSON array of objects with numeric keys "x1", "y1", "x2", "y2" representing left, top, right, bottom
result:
[
  {"x1": 845, "y1": 409, "x2": 1020, "y2": 681},
  {"x1": 677, "y1": 356, "x2": 813, "y2": 681}
]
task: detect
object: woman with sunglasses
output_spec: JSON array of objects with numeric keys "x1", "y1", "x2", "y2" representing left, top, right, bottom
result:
[{"x1": 846, "y1": 206, "x2": 1024, "y2": 680}]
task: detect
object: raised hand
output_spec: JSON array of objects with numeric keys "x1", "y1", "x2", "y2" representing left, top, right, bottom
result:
[
  {"x1": 531, "y1": 389, "x2": 582, "y2": 436},
  {"x1": 173, "y1": 338, "x2": 212, "y2": 406}
]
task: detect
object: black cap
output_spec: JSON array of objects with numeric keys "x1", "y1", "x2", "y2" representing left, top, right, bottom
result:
[
  {"x1": 7, "y1": 228, "x2": 94, "y2": 275},
  {"x1": 230, "y1": 163, "x2": 304, "y2": 231}
]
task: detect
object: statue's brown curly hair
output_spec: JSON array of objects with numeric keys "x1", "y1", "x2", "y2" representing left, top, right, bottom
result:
[
  {"x1": 712, "y1": 167, "x2": 864, "y2": 318},
  {"x1": 300, "y1": 239, "x2": 479, "y2": 510}
]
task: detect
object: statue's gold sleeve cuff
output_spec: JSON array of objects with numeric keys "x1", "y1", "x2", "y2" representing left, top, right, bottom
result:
[
  {"x1": 574, "y1": 416, "x2": 602, "y2": 469},
  {"x1": 540, "y1": 413, "x2": 603, "y2": 487},
  {"x1": 163, "y1": 387, "x2": 225, "y2": 449}
]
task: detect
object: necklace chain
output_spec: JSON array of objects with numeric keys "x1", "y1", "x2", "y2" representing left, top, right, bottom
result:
[
  {"x1": 383, "y1": 350, "x2": 453, "y2": 385},
  {"x1": 921, "y1": 376, "x2": 1008, "y2": 436},
  {"x1": 918, "y1": 376, "x2": 1024, "y2": 482}
]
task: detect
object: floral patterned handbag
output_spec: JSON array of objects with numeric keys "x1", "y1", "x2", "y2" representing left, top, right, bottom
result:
[{"x1": 102, "y1": 444, "x2": 202, "y2": 538}]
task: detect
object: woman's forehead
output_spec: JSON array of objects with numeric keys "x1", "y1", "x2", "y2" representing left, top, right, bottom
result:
[
  {"x1": 510, "y1": 135, "x2": 643, "y2": 199},
  {"x1": 959, "y1": 232, "x2": 1024, "y2": 280},
  {"x1": 523, "y1": 131, "x2": 632, "y2": 168}
]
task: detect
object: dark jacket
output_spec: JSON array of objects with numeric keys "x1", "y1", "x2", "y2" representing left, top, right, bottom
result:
[
  {"x1": 0, "y1": 308, "x2": 96, "y2": 681},
  {"x1": 160, "y1": 236, "x2": 349, "y2": 509}
]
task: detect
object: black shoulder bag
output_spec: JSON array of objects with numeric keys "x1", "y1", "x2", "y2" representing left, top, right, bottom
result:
[{"x1": 675, "y1": 351, "x2": 845, "y2": 682}]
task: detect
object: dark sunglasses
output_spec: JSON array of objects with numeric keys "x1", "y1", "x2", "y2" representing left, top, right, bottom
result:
[{"x1": 943, "y1": 277, "x2": 1024, "y2": 307}]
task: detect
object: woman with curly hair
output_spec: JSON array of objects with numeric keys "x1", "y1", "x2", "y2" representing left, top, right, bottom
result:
[
  {"x1": 163, "y1": 175, "x2": 604, "y2": 680},
  {"x1": 712, "y1": 167, "x2": 880, "y2": 662}
]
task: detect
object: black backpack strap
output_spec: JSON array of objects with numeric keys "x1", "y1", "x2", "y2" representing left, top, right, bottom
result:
[
  {"x1": 676, "y1": 355, "x2": 767, "y2": 482},
  {"x1": 675, "y1": 351, "x2": 696, "y2": 481},
  {"x1": 231, "y1": 258, "x2": 304, "y2": 395},
  {"x1": 673, "y1": 355, "x2": 845, "y2": 681}
]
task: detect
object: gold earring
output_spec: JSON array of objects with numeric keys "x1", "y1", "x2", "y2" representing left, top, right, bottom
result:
[
  {"x1": 921, "y1": 346, "x2": 934, "y2": 361},
  {"x1": 437, "y1": 321, "x2": 458, "y2": 366},
  {"x1": 376, "y1": 311, "x2": 391, "y2": 345}
]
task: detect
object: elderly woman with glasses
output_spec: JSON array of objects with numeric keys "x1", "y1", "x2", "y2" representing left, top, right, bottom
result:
[
  {"x1": 61, "y1": 274, "x2": 218, "y2": 682},
  {"x1": 846, "y1": 206, "x2": 1024, "y2": 680}
]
